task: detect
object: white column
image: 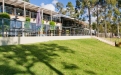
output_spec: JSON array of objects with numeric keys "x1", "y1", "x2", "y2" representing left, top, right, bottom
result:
[
  {"x1": 29, "y1": 11, "x2": 31, "y2": 18},
  {"x1": 51, "y1": 11, "x2": 52, "y2": 21},
  {"x1": 22, "y1": 21, "x2": 25, "y2": 37},
  {"x1": 24, "y1": 2, "x2": 26, "y2": 17},
  {"x1": 14, "y1": 8, "x2": 16, "y2": 15},
  {"x1": 2, "y1": 0, "x2": 4, "y2": 13},
  {"x1": 41, "y1": 10, "x2": 43, "y2": 21},
  {"x1": 23, "y1": 2, "x2": 26, "y2": 37}
]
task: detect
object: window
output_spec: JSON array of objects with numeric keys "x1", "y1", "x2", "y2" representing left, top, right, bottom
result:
[
  {"x1": 5, "y1": 6, "x2": 13, "y2": 14},
  {"x1": 0, "y1": 3, "x2": 2, "y2": 13},
  {"x1": 16, "y1": 8, "x2": 24, "y2": 16},
  {"x1": 26, "y1": 10, "x2": 29, "y2": 17},
  {"x1": 0, "y1": 5, "x2": 2, "y2": 13},
  {"x1": 31, "y1": 12, "x2": 36, "y2": 18}
]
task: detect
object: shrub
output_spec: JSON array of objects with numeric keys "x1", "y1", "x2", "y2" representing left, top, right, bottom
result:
[
  {"x1": 0, "y1": 13, "x2": 10, "y2": 30},
  {"x1": 26, "y1": 17, "x2": 31, "y2": 22},
  {"x1": 0, "y1": 13, "x2": 10, "y2": 19},
  {"x1": 25, "y1": 17, "x2": 31, "y2": 29},
  {"x1": 42, "y1": 20, "x2": 44, "y2": 24},
  {"x1": 49, "y1": 21, "x2": 55, "y2": 26}
]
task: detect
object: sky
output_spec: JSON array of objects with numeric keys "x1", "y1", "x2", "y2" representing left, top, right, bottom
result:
[
  {"x1": 30, "y1": 0, "x2": 96, "y2": 23},
  {"x1": 30, "y1": 0, "x2": 76, "y2": 11}
]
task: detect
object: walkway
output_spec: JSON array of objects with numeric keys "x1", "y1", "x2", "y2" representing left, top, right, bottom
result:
[{"x1": 92, "y1": 36, "x2": 115, "y2": 46}]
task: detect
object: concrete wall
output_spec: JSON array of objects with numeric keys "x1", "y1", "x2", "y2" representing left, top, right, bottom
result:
[{"x1": 0, "y1": 36, "x2": 91, "y2": 46}]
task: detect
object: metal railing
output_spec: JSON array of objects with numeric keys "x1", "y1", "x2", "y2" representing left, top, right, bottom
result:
[{"x1": 0, "y1": 18, "x2": 90, "y2": 37}]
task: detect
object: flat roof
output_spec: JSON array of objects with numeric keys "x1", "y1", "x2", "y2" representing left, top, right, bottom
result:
[{"x1": 0, "y1": 0, "x2": 57, "y2": 15}]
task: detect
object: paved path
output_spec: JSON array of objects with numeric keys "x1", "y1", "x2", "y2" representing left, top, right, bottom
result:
[{"x1": 92, "y1": 36, "x2": 115, "y2": 46}]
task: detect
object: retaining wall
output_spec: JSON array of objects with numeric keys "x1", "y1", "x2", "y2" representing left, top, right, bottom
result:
[{"x1": 0, "y1": 36, "x2": 91, "y2": 46}]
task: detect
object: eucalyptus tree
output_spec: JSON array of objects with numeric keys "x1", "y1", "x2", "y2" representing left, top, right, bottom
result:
[
  {"x1": 75, "y1": 0, "x2": 98, "y2": 36},
  {"x1": 66, "y1": 2, "x2": 75, "y2": 17},
  {"x1": 55, "y1": 2, "x2": 64, "y2": 14},
  {"x1": 97, "y1": 0, "x2": 117, "y2": 37},
  {"x1": 116, "y1": 0, "x2": 121, "y2": 37}
]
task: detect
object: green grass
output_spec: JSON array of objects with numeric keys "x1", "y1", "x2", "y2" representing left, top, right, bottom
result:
[{"x1": 0, "y1": 39, "x2": 121, "y2": 75}]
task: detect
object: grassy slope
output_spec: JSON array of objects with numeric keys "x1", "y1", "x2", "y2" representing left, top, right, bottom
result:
[{"x1": 0, "y1": 39, "x2": 121, "y2": 75}]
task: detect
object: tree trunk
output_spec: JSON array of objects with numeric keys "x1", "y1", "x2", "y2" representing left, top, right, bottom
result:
[
  {"x1": 104, "y1": 8, "x2": 107, "y2": 38},
  {"x1": 88, "y1": 7, "x2": 92, "y2": 36},
  {"x1": 96, "y1": 4, "x2": 99, "y2": 37}
]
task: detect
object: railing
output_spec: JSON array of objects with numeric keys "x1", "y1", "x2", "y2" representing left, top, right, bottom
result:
[{"x1": 0, "y1": 18, "x2": 90, "y2": 37}]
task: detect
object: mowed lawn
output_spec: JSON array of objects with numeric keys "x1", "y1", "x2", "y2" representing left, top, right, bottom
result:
[{"x1": 0, "y1": 39, "x2": 121, "y2": 75}]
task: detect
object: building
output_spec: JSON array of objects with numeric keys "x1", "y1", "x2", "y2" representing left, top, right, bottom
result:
[{"x1": 0, "y1": 0, "x2": 89, "y2": 36}]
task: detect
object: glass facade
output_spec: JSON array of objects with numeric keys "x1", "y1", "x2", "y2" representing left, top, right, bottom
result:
[
  {"x1": 43, "y1": 15, "x2": 51, "y2": 21},
  {"x1": 5, "y1": 6, "x2": 13, "y2": 14},
  {"x1": 16, "y1": 8, "x2": 24, "y2": 16},
  {"x1": 31, "y1": 12, "x2": 37, "y2": 18},
  {"x1": 26, "y1": 10, "x2": 29, "y2": 17},
  {"x1": 0, "y1": 4, "x2": 2, "y2": 13}
]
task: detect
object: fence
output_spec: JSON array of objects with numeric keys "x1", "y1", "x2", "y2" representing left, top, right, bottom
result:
[{"x1": 0, "y1": 18, "x2": 90, "y2": 37}]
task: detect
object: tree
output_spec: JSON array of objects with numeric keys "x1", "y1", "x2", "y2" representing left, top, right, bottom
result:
[
  {"x1": 92, "y1": 22, "x2": 97, "y2": 30},
  {"x1": 76, "y1": 0, "x2": 98, "y2": 36},
  {"x1": 66, "y1": 2, "x2": 75, "y2": 17},
  {"x1": 55, "y1": 2, "x2": 64, "y2": 14}
]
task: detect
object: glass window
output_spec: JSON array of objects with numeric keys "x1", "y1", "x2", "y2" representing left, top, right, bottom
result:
[
  {"x1": 16, "y1": 8, "x2": 24, "y2": 16},
  {"x1": 26, "y1": 10, "x2": 29, "y2": 17},
  {"x1": 31, "y1": 12, "x2": 36, "y2": 18},
  {"x1": 0, "y1": 5, "x2": 3, "y2": 13},
  {"x1": 5, "y1": 6, "x2": 13, "y2": 14},
  {"x1": 0, "y1": 6, "x2": 1, "y2": 12}
]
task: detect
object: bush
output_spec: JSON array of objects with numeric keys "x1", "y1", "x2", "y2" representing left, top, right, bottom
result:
[
  {"x1": 25, "y1": 17, "x2": 31, "y2": 29},
  {"x1": 0, "y1": 13, "x2": 10, "y2": 19},
  {"x1": 0, "y1": 13, "x2": 10, "y2": 31},
  {"x1": 26, "y1": 17, "x2": 30, "y2": 22},
  {"x1": 42, "y1": 20, "x2": 44, "y2": 24},
  {"x1": 49, "y1": 21, "x2": 55, "y2": 26}
]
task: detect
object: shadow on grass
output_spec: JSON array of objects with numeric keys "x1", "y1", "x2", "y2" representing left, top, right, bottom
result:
[
  {"x1": 61, "y1": 62, "x2": 79, "y2": 70},
  {"x1": 84, "y1": 70, "x2": 97, "y2": 75},
  {"x1": 0, "y1": 43, "x2": 75, "y2": 75},
  {"x1": 0, "y1": 65, "x2": 25, "y2": 75}
]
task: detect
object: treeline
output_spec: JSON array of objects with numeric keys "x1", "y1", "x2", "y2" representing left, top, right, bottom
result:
[{"x1": 56, "y1": 0, "x2": 121, "y2": 37}]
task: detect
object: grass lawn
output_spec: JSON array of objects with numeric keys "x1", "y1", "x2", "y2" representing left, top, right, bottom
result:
[{"x1": 0, "y1": 39, "x2": 121, "y2": 75}]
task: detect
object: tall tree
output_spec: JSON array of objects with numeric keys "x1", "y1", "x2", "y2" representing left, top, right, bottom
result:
[
  {"x1": 66, "y1": 2, "x2": 75, "y2": 17},
  {"x1": 55, "y1": 2, "x2": 64, "y2": 14},
  {"x1": 76, "y1": 0, "x2": 98, "y2": 36}
]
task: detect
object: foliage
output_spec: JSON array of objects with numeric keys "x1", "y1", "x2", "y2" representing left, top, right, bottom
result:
[
  {"x1": 0, "y1": 13, "x2": 10, "y2": 19},
  {"x1": 49, "y1": 21, "x2": 55, "y2": 26},
  {"x1": 25, "y1": 17, "x2": 30, "y2": 22},
  {"x1": 66, "y1": 2, "x2": 75, "y2": 17},
  {"x1": 1, "y1": 39, "x2": 121, "y2": 75},
  {"x1": 25, "y1": 17, "x2": 30, "y2": 29},
  {"x1": 56, "y1": 2, "x2": 64, "y2": 14},
  {"x1": 0, "y1": 13, "x2": 10, "y2": 31},
  {"x1": 42, "y1": 20, "x2": 44, "y2": 24},
  {"x1": 92, "y1": 22, "x2": 96, "y2": 30},
  {"x1": 66, "y1": 30, "x2": 70, "y2": 34}
]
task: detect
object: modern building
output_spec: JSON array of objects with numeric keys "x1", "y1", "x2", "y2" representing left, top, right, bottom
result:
[{"x1": 0, "y1": 0, "x2": 89, "y2": 36}]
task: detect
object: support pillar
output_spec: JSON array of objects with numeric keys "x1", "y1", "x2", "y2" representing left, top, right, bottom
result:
[
  {"x1": 14, "y1": 8, "x2": 16, "y2": 15},
  {"x1": 29, "y1": 11, "x2": 31, "y2": 18},
  {"x1": 51, "y1": 11, "x2": 52, "y2": 21},
  {"x1": 42, "y1": 10, "x2": 43, "y2": 21},
  {"x1": 2, "y1": 0, "x2": 4, "y2": 13},
  {"x1": 24, "y1": 2, "x2": 26, "y2": 17}
]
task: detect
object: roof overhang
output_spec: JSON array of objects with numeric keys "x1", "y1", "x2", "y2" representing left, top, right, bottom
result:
[{"x1": 0, "y1": 0, "x2": 57, "y2": 15}]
